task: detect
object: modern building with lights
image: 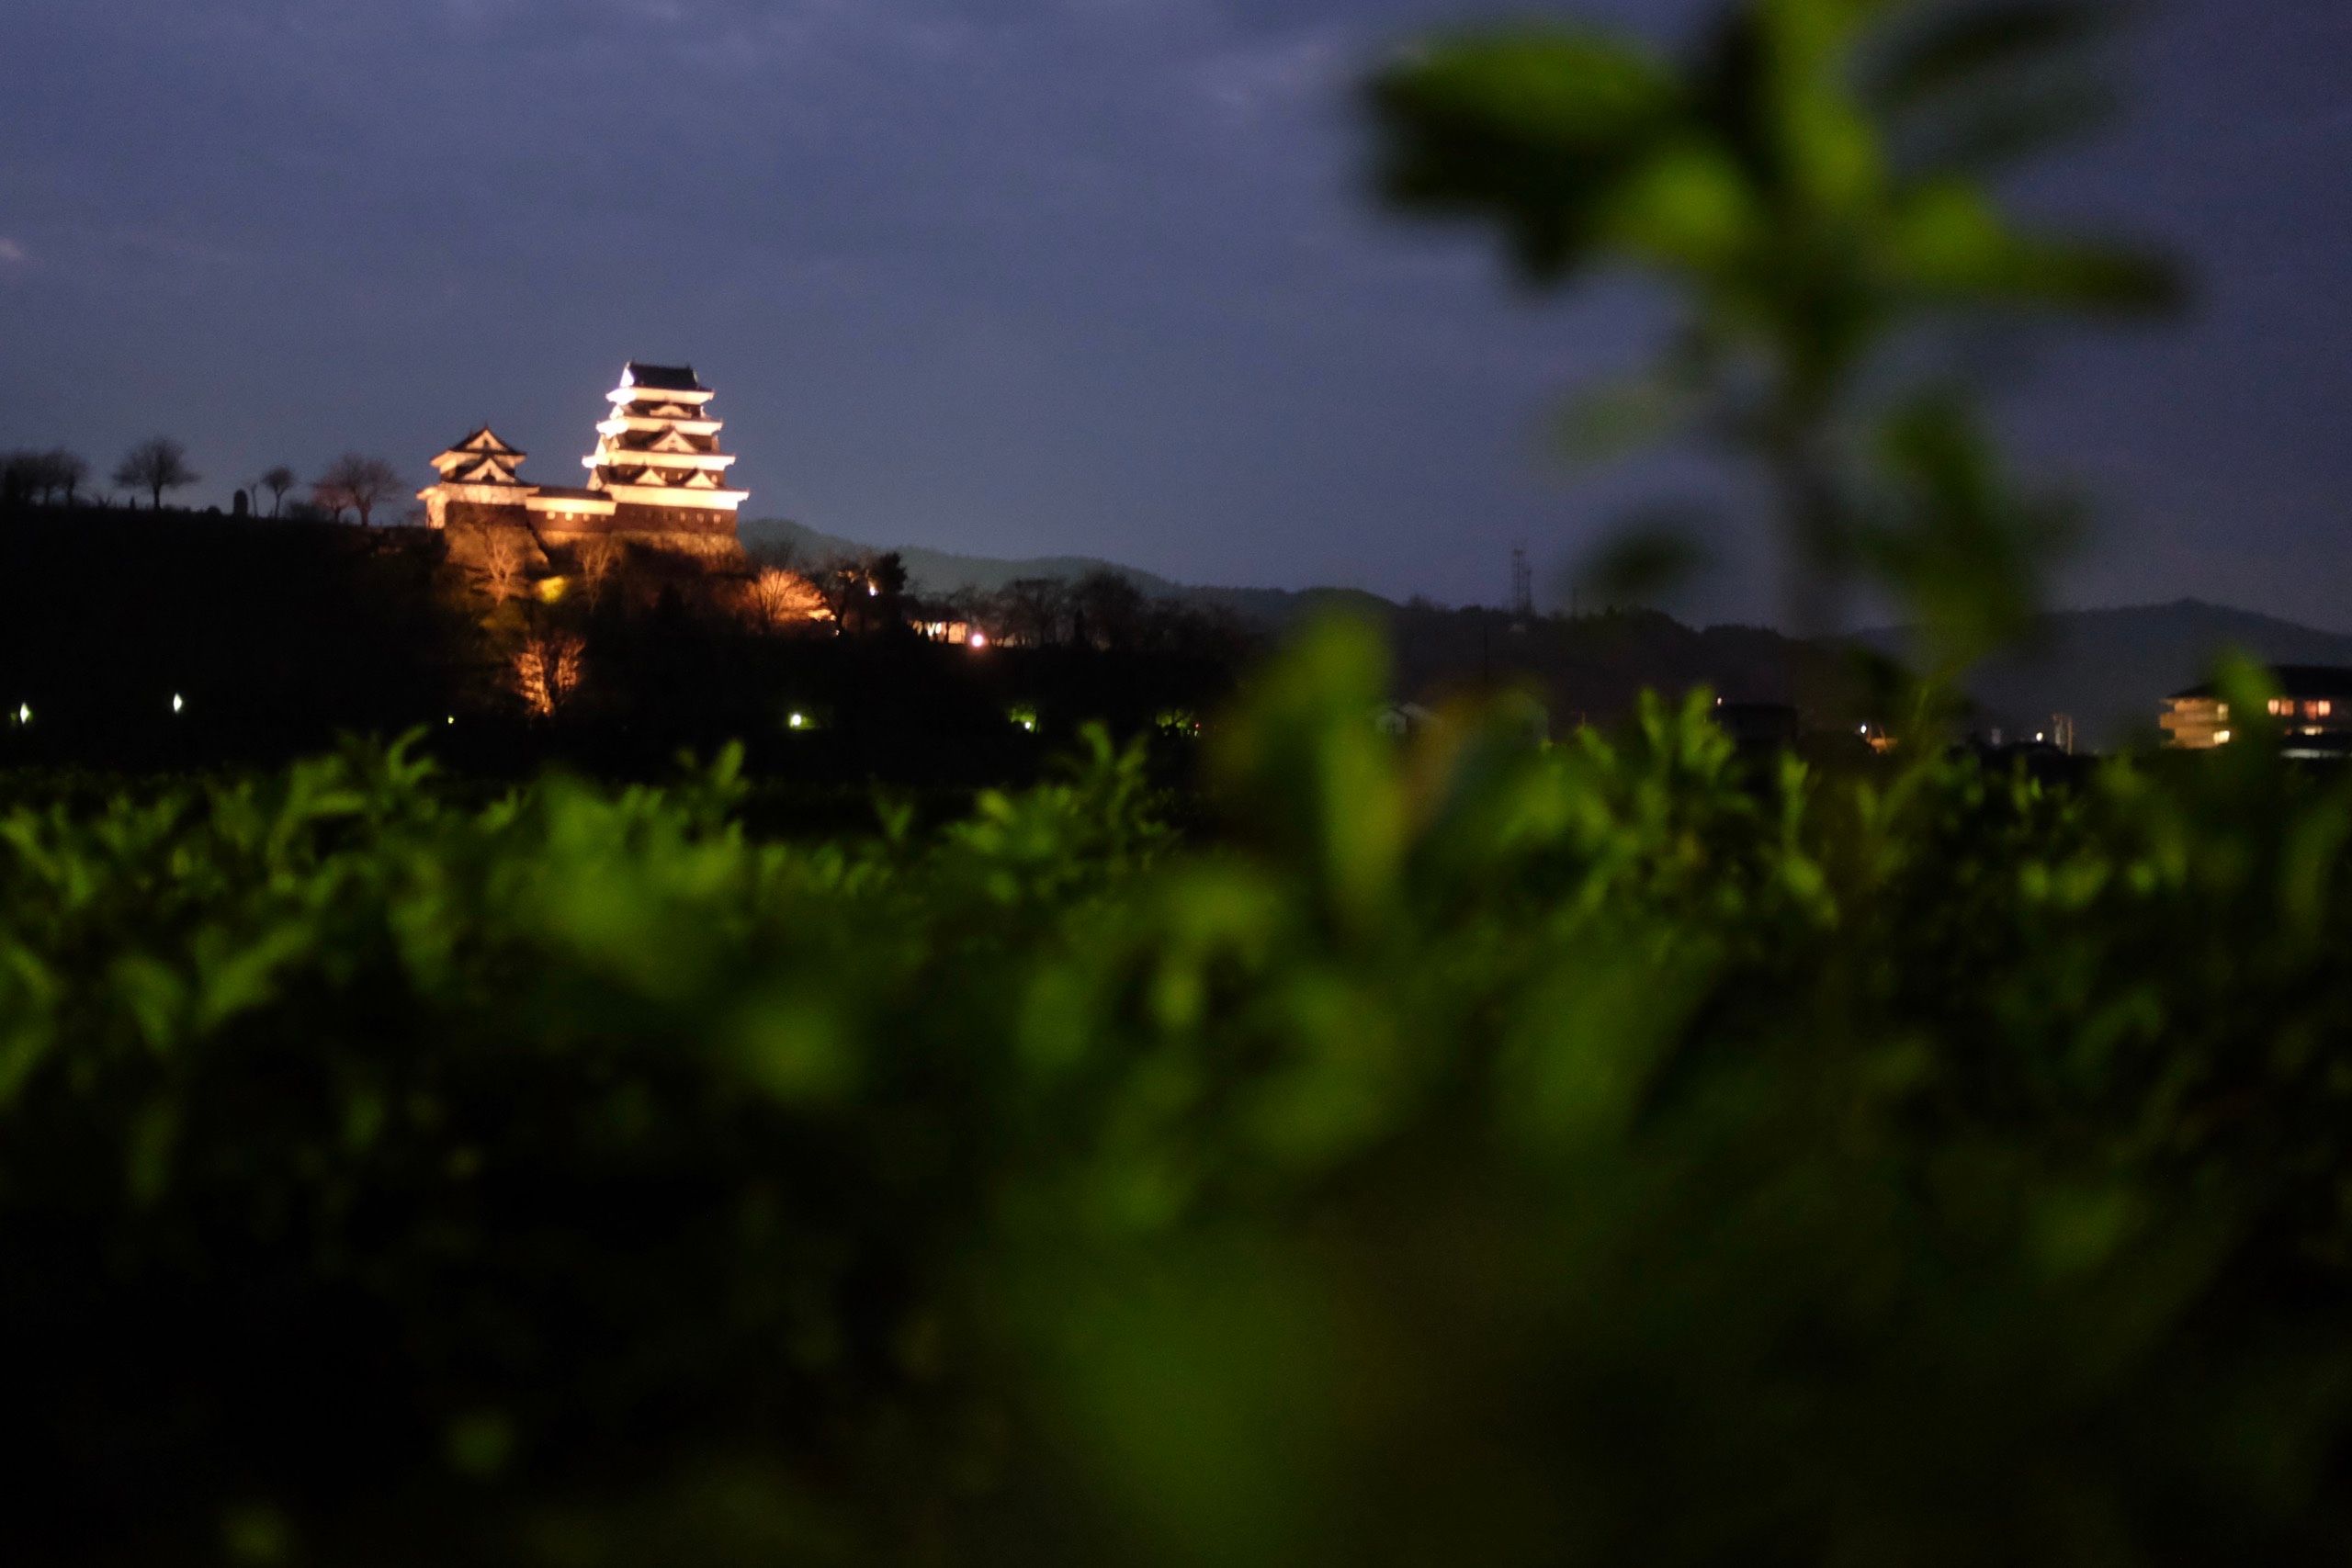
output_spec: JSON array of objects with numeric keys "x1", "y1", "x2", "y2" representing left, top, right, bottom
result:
[
  {"x1": 417, "y1": 362, "x2": 751, "y2": 583},
  {"x1": 2162, "y1": 666, "x2": 2352, "y2": 750}
]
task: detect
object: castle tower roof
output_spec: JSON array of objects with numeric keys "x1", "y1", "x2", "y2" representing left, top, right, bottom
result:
[
  {"x1": 423, "y1": 426, "x2": 529, "y2": 491},
  {"x1": 619, "y1": 362, "x2": 709, "y2": 394}
]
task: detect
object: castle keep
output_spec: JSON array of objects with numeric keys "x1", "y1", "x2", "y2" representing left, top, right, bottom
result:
[{"x1": 419, "y1": 362, "x2": 751, "y2": 581}]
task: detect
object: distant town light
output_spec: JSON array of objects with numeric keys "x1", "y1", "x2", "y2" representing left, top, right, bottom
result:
[
  {"x1": 2216, "y1": 729, "x2": 2233, "y2": 744},
  {"x1": 13, "y1": 703, "x2": 28, "y2": 726},
  {"x1": 788, "y1": 712, "x2": 808, "y2": 730},
  {"x1": 171, "y1": 694, "x2": 185, "y2": 715},
  {"x1": 447, "y1": 715, "x2": 457, "y2": 726},
  {"x1": 968, "y1": 632, "x2": 988, "y2": 649}
]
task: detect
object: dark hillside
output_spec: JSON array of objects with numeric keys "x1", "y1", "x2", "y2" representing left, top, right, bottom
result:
[
  {"x1": 0, "y1": 505, "x2": 475, "y2": 761},
  {"x1": 1376, "y1": 604, "x2": 1854, "y2": 731},
  {"x1": 0, "y1": 505, "x2": 1241, "y2": 784},
  {"x1": 741, "y1": 518, "x2": 1853, "y2": 729}
]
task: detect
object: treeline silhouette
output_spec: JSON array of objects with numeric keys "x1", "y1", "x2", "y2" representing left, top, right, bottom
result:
[{"x1": 5, "y1": 441, "x2": 466, "y2": 525}]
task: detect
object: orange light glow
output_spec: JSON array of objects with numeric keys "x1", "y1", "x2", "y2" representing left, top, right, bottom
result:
[
  {"x1": 514, "y1": 631, "x2": 585, "y2": 716},
  {"x1": 749, "y1": 568, "x2": 828, "y2": 630}
]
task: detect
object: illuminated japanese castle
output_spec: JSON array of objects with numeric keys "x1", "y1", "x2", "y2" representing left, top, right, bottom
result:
[{"x1": 418, "y1": 362, "x2": 750, "y2": 571}]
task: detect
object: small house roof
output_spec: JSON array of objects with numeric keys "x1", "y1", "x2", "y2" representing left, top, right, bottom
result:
[
  {"x1": 621, "y1": 362, "x2": 708, "y2": 393},
  {"x1": 2168, "y1": 665, "x2": 2352, "y2": 702}
]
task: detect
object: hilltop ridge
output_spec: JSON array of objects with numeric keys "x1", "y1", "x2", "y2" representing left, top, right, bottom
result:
[{"x1": 745, "y1": 519, "x2": 2352, "y2": 747}]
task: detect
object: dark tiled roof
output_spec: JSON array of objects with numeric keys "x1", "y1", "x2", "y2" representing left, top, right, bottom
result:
[
  {"x1": 623, "y1": 363, "x2": 708, "y2": 392},
  {"x1": 2169, "y1": 665, "x2": 2352, "y2": 701},
  {"x1": 457, "y1": 426, "x2": 524, "y2": 456}
]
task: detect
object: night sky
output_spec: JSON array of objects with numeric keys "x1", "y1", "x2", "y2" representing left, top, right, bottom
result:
[{"x1": 4, "y1": 1, "x2": 2347, "y2": 627}]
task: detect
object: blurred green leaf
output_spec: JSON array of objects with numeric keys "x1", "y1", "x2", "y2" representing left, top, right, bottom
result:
[
  {"x1": 1371, "y1": 29, "x2": 1682, "y2": 278},
  {"x1": 1572, "y1": 513, "x2": 1718, "y2": 606}
]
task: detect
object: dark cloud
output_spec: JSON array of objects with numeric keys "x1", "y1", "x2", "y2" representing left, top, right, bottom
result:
[{"x1": 1, "y1": 0, "x2": 2345, "y2": 624}]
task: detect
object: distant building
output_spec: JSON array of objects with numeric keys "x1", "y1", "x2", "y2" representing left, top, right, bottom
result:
[
  {"x1": 905, "y1": 597, "x2": 977, "y2": 646},
  {"x1": 417, "y1": 362, "x2": 752, "y2": 585},
  {"x1": 2162, "y1": 666, "x2": 2352, "y2": 750}
]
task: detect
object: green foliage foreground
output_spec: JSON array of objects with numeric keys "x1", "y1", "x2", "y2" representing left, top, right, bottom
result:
[{"x1": 6, "y1": 624, "x2": 2352, "y2": 1566}]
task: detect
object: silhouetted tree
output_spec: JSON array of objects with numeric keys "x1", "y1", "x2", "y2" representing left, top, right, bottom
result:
[
  {"x1": 260, "y1": 466, "x2": 298, "y2": 517},
  {"x1": 0, "y1": 451, "x2": 39, "y2": 508},
  {"x1": 20, "y1": 448, "x2": 89, "y2": 506},
  {"x1": 114, "y1": 437, "x2": 199, "y2": 509},
  {"x1": 996, "y1": 577, "x2": 1072, "y2": 648},
  {"x1": 809, "y1": 555, "x2": 879, "y2": 633},
  {"x1": 1072, "y1": 568, "x2": 1148, "y2": 650},
  {"x1": 6, "y1": 449, "x2": 57, "y2": 505},
  {"x1": 314, "y1": 454, "x2": 402, "y2": 527}
]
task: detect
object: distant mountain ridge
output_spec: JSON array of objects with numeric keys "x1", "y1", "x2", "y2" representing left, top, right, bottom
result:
[
  {"x1": 742, "y1": 518, "x2": 1182, "y2": 598},
  {"x1": 741, "y1": 520, "x2": 2351, "y2": 748}
]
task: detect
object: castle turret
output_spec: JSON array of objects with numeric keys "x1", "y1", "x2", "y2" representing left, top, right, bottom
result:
[{"x1": 418, "y1": 427, "x2": 531, "y2": 529}]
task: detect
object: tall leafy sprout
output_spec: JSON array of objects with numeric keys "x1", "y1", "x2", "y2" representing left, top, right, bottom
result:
[{"x1": 1370, "y1": 0, "x2": 2177, "y2": 689}]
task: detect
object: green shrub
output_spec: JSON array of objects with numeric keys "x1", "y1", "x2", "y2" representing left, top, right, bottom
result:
[{"x1": 4, "y1": 622, "x2": 2352, "y2": 1564}]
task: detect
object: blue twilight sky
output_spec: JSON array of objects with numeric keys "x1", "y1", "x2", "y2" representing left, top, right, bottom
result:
[{"x1": 2, "y1": 0, "x2": 2347, "y2": 626}]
